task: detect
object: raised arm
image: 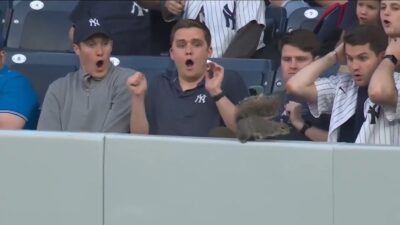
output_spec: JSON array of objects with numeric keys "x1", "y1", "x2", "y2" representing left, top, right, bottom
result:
[
  {"x1": 127, "y1": 72, "x2": 149, "y2": 134},
  {"x1": 286, "y1": 44, "x2": 344, "y2": 104},
  {"x1": 205, "y1": 62, "x2": 238, "y2": 132},
  {"x1": 368, "y1": 38, "x2": 399, "y2": 108}
]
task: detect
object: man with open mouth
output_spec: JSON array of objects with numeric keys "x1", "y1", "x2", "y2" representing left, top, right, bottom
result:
[
  {"x1": 37, "y1": 17, "x2": 139, "y2": 132},
  {"x1": 127, "y1": 19, "x2": 249, "y2": 137},
  {"x1": 286, "y1": 24, "x2": 397, "y2": 144}
]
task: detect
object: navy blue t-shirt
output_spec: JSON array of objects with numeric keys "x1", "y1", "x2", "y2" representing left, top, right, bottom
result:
[
  {"x1": 145, "y1": 70, "x2": 249, "y2": 137},
  {"x1": 70, "y1": 1, "x2": 152, "y2": 55}
]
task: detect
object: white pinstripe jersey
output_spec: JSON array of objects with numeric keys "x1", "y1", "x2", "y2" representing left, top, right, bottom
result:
[
  {"x1": 309, "y1": 73, "x2": 400, "y2": 145},
  {"x1": 182, "y1": 0, "x2": 266, "y2": 58}
]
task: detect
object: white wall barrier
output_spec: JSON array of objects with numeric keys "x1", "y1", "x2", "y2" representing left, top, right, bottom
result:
[{"x1": 0, "y1": 130, "x2": 400, "y2": 225}]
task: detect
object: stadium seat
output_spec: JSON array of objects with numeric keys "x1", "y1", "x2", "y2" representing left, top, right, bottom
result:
[
  {"x1": 111, "y1": 56, "x2": 275, "y2": 95},
  {"x1": 109, "y1": 55, "x2": 174, "y2": 83},
  {"x1": 5, "y1": 50, "x2": 79, "y2": 105},
  {"x1": 6, "y1": 1, "x2": 78, "y2": 52},
  {"x1": 340, "y1": 0, "x2": 358, "y2": 32},
  {"x1": 211, "y1": 58, "x2": 276, "y2": 95},
  {"x1": 264, "y1": 5, "x2": 287, "y2": 43},
  {"x1": 286, "y1": 7, "x2": 325, "y2": 32},
  {"x1": 0, "y1": 0, "x2": 11, "y2": 42},
  {"x1": 314, "y1": 3, "x2": 345, "y2": 55}
]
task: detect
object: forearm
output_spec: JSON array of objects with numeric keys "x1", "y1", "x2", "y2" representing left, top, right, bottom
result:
[
  {"x1": 286, "y1": 51, "x2": 337, "y2": 103},
  {"x1": 130, "y1": 97, "x2": 149, "y2": 134},
  {"x1": 304, "y1": 127, "x2": 328, "y2": 142},
  {"x1": 368, "y1": 59, "x2": 398, "y2": 107},
  {"x1": 215, "y1": 97, "x2": 238, "y2": 133},
  {"x1": 291, "y1": 117, "x2": 328, "y2": 142}
]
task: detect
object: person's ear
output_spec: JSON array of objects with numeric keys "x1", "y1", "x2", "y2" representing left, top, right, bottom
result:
[
  {"x1": 73, "y1": 43, "x2": 80, "y2": 56},
  {"x1": 208, "y1": 46, "x2": 213, "y2": 58},
  {"x1": 169, "y1": 47, "x2": 174, "y2": 61}
]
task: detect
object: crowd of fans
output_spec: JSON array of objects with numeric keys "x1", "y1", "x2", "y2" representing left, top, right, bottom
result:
[{"x1": 1, "y1": 0, "x2": 399, "y2": 145}]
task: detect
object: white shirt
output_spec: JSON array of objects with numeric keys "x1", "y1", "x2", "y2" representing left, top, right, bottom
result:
[
  {"x1": 310, "y1": 73, "x2": 400, "y2": 145},
  {"x1": 182, "y1": 0, "x2": 266, "y2": 57}
]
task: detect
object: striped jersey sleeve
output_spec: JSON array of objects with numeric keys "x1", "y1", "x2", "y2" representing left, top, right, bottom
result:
[{"x1": 309, "y1": 75, "x2": 340, "y2": 118}]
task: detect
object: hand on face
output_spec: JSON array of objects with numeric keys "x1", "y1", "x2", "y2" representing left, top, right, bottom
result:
[
  {"x1": 386, "y1": 37, "x2": 400, "y2": 64},
  {"x1": 205, "y1": 61, "x2": 224, "y2": 96},
  {"x1": 334, "y1": 43, "x2": 347, "y2": 65},
  {"x1": 284, "y1": 101, "x2": 304, "y2": 130},
  {"x1": 165, "y1": 0, "x2": 185, "y2": 16},
  {"x1": 127, "y1": 72, "x2": 147, "y2": 98}
]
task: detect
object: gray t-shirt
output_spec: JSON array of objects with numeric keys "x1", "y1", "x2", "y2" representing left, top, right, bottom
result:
[{"x1": 37, "y1": 65, "x2": 135, "y2": 133}]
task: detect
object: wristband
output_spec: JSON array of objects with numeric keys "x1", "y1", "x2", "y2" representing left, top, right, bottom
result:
[
  {"x1": 384, "y1": 54, "x2": 398, "y2": 66},
  {"x1": 299, "y1": 121, "x2": 312, "y2": 135},
  {"x1": 212, "y1": 92, "x2": 225, "y2": 102}
]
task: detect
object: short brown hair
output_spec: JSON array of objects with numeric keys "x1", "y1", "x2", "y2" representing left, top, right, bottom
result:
[
  {"x1": 344, "y1": 24, "x2": 387, "y2": 55},
  {"x1": 279, "y1": 29, "x2": 321, "y2": 58},
  {"x1": 170, "y1": 19, "x2": 212, "y2": 47}
]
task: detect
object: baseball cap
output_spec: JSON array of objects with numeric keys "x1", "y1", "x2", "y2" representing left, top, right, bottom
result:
[{"x1": 73, "y1": 17, "x2": 111, "y2": 44}]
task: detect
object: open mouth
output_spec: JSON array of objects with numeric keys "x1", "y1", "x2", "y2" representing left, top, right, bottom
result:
[
  {"x1": 185, "y1": 59, "x2": 194, "y2": 67},
  {"x1": 96, "y1": 60, "x2": 104, "y2": 68},
  {"x1": 383, "y1": 19, "x2": 391, "y2": 26}
]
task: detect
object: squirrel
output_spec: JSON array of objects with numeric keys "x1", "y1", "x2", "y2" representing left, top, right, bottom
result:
[{"x1": 235, "y1": 94, "x2": 290, "y2": 143}]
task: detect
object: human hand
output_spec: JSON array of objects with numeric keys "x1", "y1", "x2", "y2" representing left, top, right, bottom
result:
[
  {"x1": 333, "y1": 43, "x2": 346, "y2": 65},
  {"x1": 284, "y1": 101, "x2": 304, "y2": 130},
  {"x1": 385, "y1": 37, "x2": 400, "y2": 65},
  {"x1": 126, "y1": 72, "x2": 147, "y2": 98},
  {"x1": 205, "y1": 61, "x2": 224, "y2": 96},
  {"x1": 164, "y1": 0, "x2": 185, "y2": 16}
]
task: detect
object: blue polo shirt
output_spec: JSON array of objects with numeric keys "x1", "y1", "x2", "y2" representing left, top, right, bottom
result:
[
  {"x1": 145, "y1": 70, "x2": 249, "y2": 137},
  {"x1": 0, "y1": 65, "x2": 40, "y2": 129}
]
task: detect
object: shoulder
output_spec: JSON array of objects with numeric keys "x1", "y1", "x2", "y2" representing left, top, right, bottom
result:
[
  {"x1": 148, "y1": 70, "x2": 174, "y2": 92},
  {"x1": 47, "y1": 71, "x2": 78, "y2": 94},
  {"x1": 0, "y1": 69, "x2": 34, "y2": 91}
]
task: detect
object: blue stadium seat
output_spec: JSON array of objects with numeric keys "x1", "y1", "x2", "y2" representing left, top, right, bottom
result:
[
  {"x1": 111, "y1": 56, "x2": 275, "y2": 95},
  {"x1": 6, "y1": 1, "x2": 78, "y2": 52},
  {"x1": 0, "y1": 0, "x2": 12, "y2": 42},
  {"x1": 264, "y1": 5, "x2": 287, "y2": 42},
  {"x1": 211, "y1": 58, "x2": 275, "y2": 95},
  {"x1": 5, "y1": 50, "x2": 79, "y2": 105},
  {"x1": 340, "y1": 0, "x2": 358, "y2": 32},
  {"x1": 286, "y1": 7, "x2": 325, "y2": 32},
  {"x1": 314, "y1": 4, "x2": 343, "y2": 55},
  {"x1": 109, "y1": 55, "x2": 174, "y2": 83}
]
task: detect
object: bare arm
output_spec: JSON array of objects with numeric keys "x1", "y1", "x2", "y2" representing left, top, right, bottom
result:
[
  {"x1": 286, "y1": 46, "x2": 341, "y2": 104},
  {"x1": 206, "y1": 63, "x2": 238, "y2": 132},
  {"x1": 368, "y1": 38, "x2": 399, "y2": 108},
  {"x1": 0, "y1": 113, "x2": 26, "y2": 129},
  {"x1": 161, "y1": 0, "x2": 185, "y2": 22},
  {"x1": 127, "y1": 72, "x2": 149, "y2": 134},
  {"x1": 285, "y1": 101, "x2": 327, "y2": 142}
]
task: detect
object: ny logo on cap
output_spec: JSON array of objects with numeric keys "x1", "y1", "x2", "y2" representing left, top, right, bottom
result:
[{"x1": 88, "y1": 18, "x2": 100, "y2": 27}]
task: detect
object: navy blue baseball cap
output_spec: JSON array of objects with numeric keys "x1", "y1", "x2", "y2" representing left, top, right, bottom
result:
[{"x1": 73, "y1": 17, "x2": 111, "y2": 44}]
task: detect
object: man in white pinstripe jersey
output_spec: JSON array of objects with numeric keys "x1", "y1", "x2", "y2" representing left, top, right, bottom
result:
[
  {"x1": 366, "y1": 0, "x2": 400, "y2": 145},
  {"x1": 286, "y1": 24, "x2": 399, "y2": 145},
  {"x1": 162, "y1": 0, "x2": 266, "y2": 58}
]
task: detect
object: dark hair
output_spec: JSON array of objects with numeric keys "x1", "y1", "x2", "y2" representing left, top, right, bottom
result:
[
  {"x1": 170, "y1": 19, "x2": 212, "y2": 47},
  {"x1": 279, "y1": 29, "x2": 321, "y2": 58},
  {"x1": 343, "y1": 24, "x2": 387, "y2": 55}
]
